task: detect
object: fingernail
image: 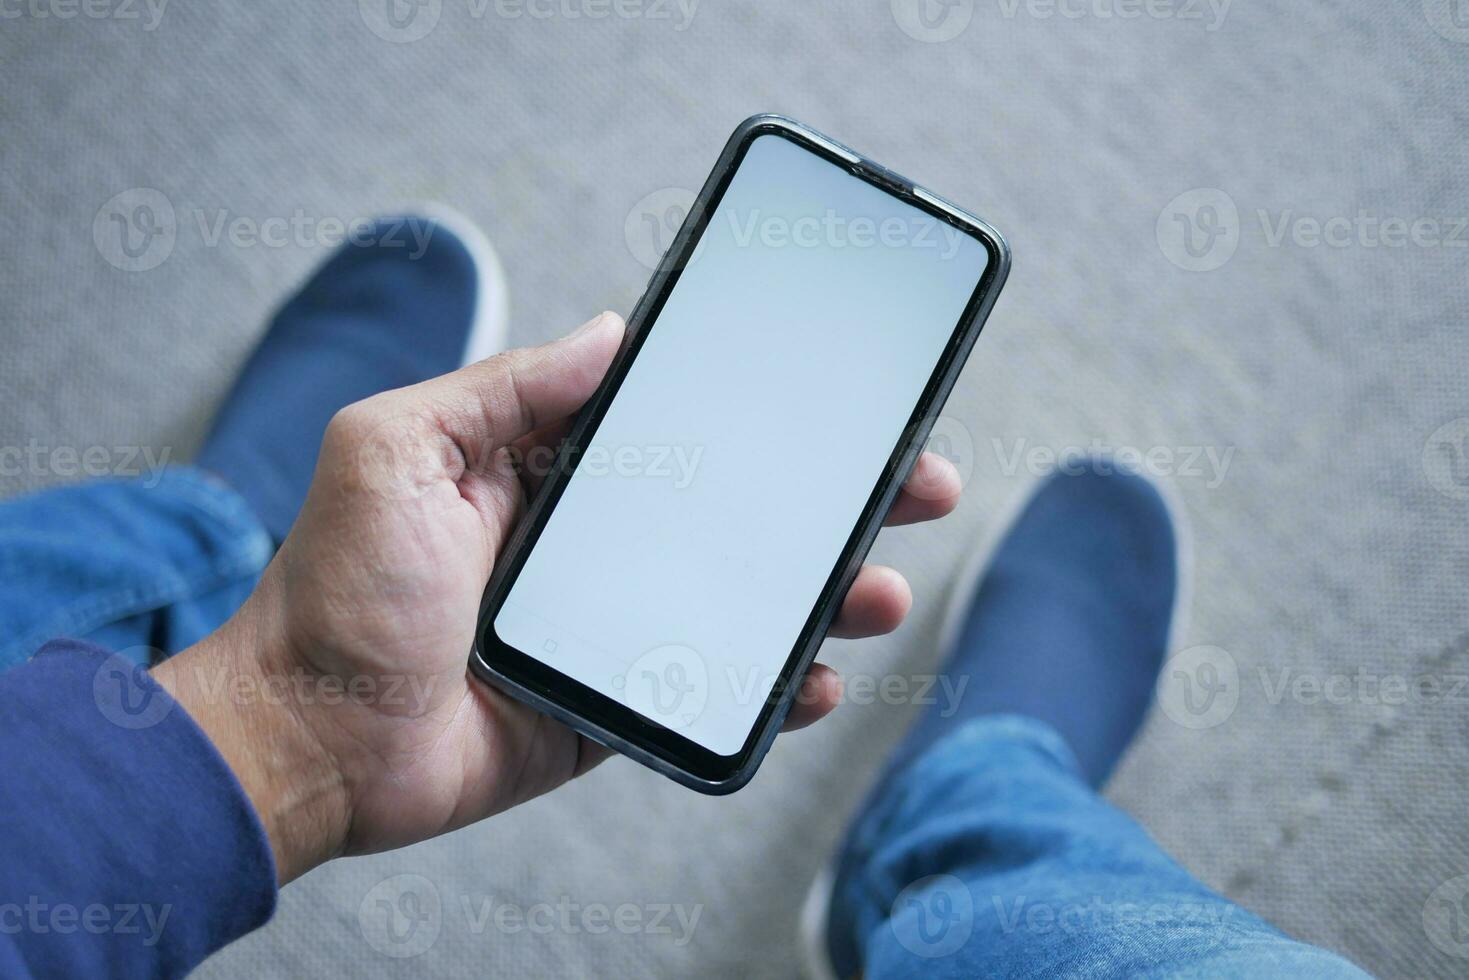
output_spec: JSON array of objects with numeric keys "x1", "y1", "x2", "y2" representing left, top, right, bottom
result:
[{"x1": 572, "y1": 311, "x2": 616, "y2": 338}]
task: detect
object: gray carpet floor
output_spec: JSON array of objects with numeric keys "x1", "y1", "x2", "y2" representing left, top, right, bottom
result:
[{"x1": 4, "y1": 2, "x2": 1467, "y2": 977}]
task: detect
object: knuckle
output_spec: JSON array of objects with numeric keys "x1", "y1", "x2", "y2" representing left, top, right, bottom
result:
[
  {"x1": 324, "y1": 401, "x2": 380, "y2": 449},
  {"x1": 325, "y1": 399, "x2": 445, "y2": 502},
  {"x1": 475, "y1": 350, "x2": 535, "y2": 442}
]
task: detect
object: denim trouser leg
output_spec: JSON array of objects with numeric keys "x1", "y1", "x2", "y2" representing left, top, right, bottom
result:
[
  {"x1": 0, "y1": 467, "x2": 273, "y2": 671},
  {"x1": 837, "y1": 715, "x2": 1371, "y2": 979}
]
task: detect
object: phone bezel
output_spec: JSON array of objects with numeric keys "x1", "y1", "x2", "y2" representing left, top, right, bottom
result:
[{"x1": 471, "y1": 114, "x2": 1010, "y2": 793}]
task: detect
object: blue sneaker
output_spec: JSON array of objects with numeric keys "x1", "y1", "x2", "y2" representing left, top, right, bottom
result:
[
  {"x1": 197, "y1": 206, "x2": 509, "y2": 541},
  {"x1": 801, "y1": 461, "x2": 1186, "y2": 980}
]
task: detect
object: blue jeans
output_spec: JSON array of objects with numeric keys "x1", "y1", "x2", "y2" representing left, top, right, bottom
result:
[
  {"x1": 0, "y1": 467, "x2": 271, "y2": 670},
  {"x1": 836, "y1": 715, "x2": 1370, "y2": 978},
  {"x1": 1, "y1": 471, "x2": 1370, "y2": 977}
]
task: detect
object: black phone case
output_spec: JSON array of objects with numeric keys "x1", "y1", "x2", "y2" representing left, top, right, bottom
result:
[{"x1": 470, "y1": 114, "x2": 1010, "y2": 793}]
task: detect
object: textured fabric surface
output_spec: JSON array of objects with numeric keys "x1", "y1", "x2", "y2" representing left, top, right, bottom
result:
[
  {"x1": 0, "y1": 641, "x2": 277, "y2": 979},
  {"x1": 835, "y1": 715, "x2": 1369, "y2": 979},
  {"x1": 3, "y1": 2, "x2": 1465, "y2": 977}
]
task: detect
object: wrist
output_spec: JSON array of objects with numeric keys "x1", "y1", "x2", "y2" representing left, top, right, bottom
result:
[{"x1": 152, "y1": 605, "x2": 352, "y2": 884}]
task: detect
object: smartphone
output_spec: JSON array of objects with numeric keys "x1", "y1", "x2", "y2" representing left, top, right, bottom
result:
[{"x1": 471, "y1": 115, "x2": 1009, "y2": 793}]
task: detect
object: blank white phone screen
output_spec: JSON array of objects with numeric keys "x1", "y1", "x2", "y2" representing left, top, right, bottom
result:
[{"x1": 494, "y1": 134, "x2": 990, "y2": 755}]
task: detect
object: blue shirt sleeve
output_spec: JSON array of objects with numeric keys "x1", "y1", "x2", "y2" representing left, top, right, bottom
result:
[{"x1": 0, "y1": 640, "x2": 277, "y2": 979}]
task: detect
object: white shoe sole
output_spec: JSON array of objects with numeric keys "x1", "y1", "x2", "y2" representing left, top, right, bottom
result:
[
  {"x1": 798, "y1": 864, "x2": 840, "y2": 980},
  {"x1": 410, "y1": 202, "x2": 511, "y2": 367},
  {"x1": 796, "y1": 465, "x2": 1193, "y2": 980}
]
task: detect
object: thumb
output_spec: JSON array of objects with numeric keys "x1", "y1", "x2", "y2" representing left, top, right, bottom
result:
[{"x1": 428, "y1": 311, "x2": 625, "y2": 457}]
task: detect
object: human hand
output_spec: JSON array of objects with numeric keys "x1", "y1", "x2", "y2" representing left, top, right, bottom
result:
[{"x1": 153, "y1": 311, "x2": 963, "y2": 883}]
